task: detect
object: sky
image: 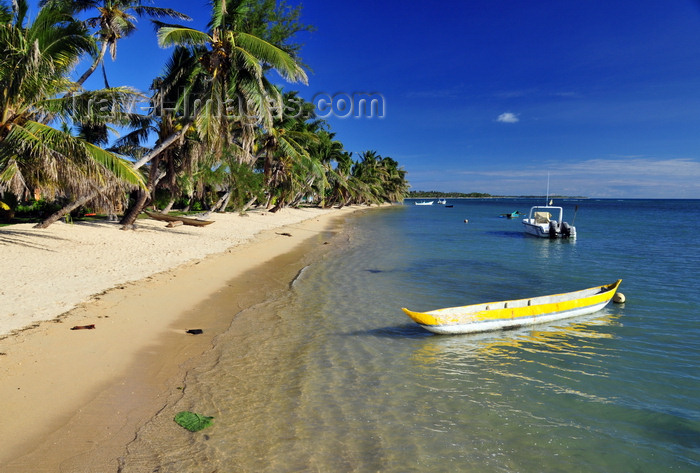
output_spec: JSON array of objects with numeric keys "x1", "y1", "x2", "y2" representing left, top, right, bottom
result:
[{"x1": 28, "y1": 0, "x2": 700, "y2": 198}]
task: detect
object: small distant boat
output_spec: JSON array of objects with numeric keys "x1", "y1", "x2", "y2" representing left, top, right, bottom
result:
[
  {"x1": 144, "y1": 210, "x2": 214, "y2": 227},
  {"x1": 414, "y1": 201, "x2": 434, "y2": 206},
  {"x1": 522, "y1": 205, "x2": 576, "y2": 238},
  {"x1": 445, "y1": 205, "x2": 454, "y2": 208},
  {"x1": 402, "y1": 280, "x2": 621, "y2": 334},
  {"x1": 437, "y1": 199, "x2": 447, "y2": 205},
  {"x1": 499, "y1": 211, "x2": 523, "y2": 219}
]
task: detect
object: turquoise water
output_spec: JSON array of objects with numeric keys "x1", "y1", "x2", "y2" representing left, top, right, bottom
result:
[{"x1": 122, "y1": 199, "x2": 700, "y2": 472}]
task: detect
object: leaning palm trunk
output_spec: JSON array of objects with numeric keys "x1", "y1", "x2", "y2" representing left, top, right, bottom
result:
[
  {"x1": 73, "y1": 41, "x2": 110, "y2": 89},
  {"x1": 240, "y1": 196, "x2": 257, "y2": 214},
  {"x1": 119, "y1": 189, "x2": 150, "y2": 230},
  {"x1": 269, "y1": 191, "x2": 289, "y2": 213},
  {"x1": 289, "y1": 176, "x2": 317, "y2": 207},
  {"x1": 34, "y1": 122, "x2": 192, "y2": 229},
  {"x1": 161, "y1": 198, "x2": 176, "y2": 213},
  {"x1": 211, "y1": 187, "x2": 231, "y2": 213},
  {"x1": 289, "y1": 192, "x2": 307, "y2": 208},
  {"x1": 33, "y1": 192, "x2": 96, "y2": 229},
  {"x1": 120, "y1": 156, "x2": 162, "y2": 229}
]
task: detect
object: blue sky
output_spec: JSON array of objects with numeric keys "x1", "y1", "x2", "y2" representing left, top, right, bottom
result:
[{"x1": 37, "y1": 0, "x2": 700, "y2": 197}]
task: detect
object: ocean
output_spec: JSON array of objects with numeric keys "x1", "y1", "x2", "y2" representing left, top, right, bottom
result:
[{"x1": 121, "y1": 198, "x2": 700, "y2": 472}]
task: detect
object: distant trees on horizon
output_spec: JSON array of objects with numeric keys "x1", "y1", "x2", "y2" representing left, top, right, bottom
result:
[
  {"x1": 408, "y1": 191, "x2": 494, "y2": 198},
  {"x1": 408, "y1": 191, "x2": 587, "y2": 199}
]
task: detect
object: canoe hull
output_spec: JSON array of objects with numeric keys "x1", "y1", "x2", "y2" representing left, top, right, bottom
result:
[
  {"x1": 402, "y1": 280, "x2": 621, "y2": 335},
  {"x1": 144, "y1": 211, "x2": 214, "y2": 227}
]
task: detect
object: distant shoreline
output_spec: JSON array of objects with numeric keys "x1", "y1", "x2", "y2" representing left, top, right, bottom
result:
[
  {"x1": 406, "y1": 195, "x2": 589, "y2": 199},
  {"x1": 406, "y1": 196, "x2": 700, "y2": 200}
]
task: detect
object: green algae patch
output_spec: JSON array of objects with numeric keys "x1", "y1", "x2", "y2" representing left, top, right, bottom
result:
[{"x1": 174, "y1": 411, "x2": 214, "y2": 432}]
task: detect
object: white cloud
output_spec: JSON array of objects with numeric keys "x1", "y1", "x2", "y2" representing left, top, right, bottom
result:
[{"x1": 497, "y1": 112, "x2": 519, "y2": 123}]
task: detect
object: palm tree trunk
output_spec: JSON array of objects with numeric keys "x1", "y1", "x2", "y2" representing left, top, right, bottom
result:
[
  {"x1": 161, "y1": 197, "x2": 176, "y2": 213},
  {"x1": 289, "y1": 193, "x2": 305, "y2": 208},
  {"x1": 130, "y1": 123, "x2": 192, "y2": 169},
  {"x1": 120, "y1": 156, "x2": 161, "y2": 229},
  {"x1": 211, "y1": 188, "x2": 231, "y2": 213},
  {"x1": 218, "y1": 192, "x2": 232, "y2": 212},
  {"x1": 182, "y1": 196, "x2": 192, "y2": 212},
  {"x1": 34, "y1": 123, "x2": 192, "y2": 229},
  {"x1": 240, "y1": 196, "x2": 257, "y2": 214},
  {"x1": 74, "y1": 42, "x2": 109, "y2": 88},
  {"x1": 33, "y1": 193, "x2": 95, "y2": 229},
  {"x1": 119, "y1": 190, "x2": 150, "y2": 230},
  {"x1": 289, "y1": 176, "x2": 315, "y2": 207},
  {"x1": 35, "y1": 44, "x2": 111, "y2": 229}
]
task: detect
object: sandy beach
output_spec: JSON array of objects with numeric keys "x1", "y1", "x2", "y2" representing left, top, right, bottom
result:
[{"x1": 0, "y1": 206, "x2": 366, "y2": 471}]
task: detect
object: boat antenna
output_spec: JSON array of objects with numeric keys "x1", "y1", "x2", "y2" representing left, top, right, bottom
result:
[{"x1": 545, "y1": 172, "x2": 550, "y2": 206}]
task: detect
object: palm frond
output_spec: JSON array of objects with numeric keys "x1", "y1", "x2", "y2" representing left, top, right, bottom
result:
[
  {"x1": 235, "y1": 32, "x2": 308, "y2": 84},
  {"x1": 132, "y1": 6, "x2": 192, "y2": 22},
  {"x1": 40, "y1": 86, "x2": 147, "y2": 127},
  {"x1": 82, "y1": 140, "x2": 145, "y2": 188},
  {"x1": 209, "y1": 0, "x2": 226, "y2": 30},
  {"x1": 157, "y1": 27, "x2": 212, "y2": 48}
]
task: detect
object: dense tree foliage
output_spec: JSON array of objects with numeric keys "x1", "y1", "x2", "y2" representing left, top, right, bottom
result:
[
  {"x1": 408, "y1": 191, "x2": 493, "y2": 198},
  {"x1": 0, "y1": 0, "x2": 409, "y2": 226}
]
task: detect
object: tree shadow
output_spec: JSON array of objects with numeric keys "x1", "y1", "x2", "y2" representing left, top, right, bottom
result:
[{"x1": 0, "y1": 228, "x2": 70, "y2": 250}]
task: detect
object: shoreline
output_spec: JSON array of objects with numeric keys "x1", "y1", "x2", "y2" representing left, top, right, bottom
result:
[
  {"x1": 0, "y1": 207, "x2": 353, "y2": 338},
  {"x1": 0, "y1": 206, "x2": 369, "y2": 471}
]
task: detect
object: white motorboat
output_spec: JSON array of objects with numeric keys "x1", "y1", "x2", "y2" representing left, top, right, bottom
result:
[
  {"x1": 414, "y1": 201, "x2": 434, "y2": 206},
  {"x1": 522, "y1": 205, "x2": 576, "y2": 239}
]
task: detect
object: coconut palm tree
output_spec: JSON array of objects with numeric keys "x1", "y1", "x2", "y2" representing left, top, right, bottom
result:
[
  {"x1": 40, "y1": 0, "x2": 191, "y2": 88},
  {"x1": 156, "y1": 0, "x2": 308, "y2": 162},
  {"x1": 314, "y1": 132, "x2": 352, "y2": 208},
  {"x1": 377, "y1": 155, "x2": 408, "y2": 203},
  {"x1": 346, "y1": 151, "x2": 408, "y2": 205},
  {"x1": 114, "y1": 46, "x2": 209, "y2": 226},
  {"x1": 254, "y1": 91, "x2": 323, "y2": 210},
  {"x1": 0, "y1": 0, "x2": 144, "y2": 212},
  {"x1": 101, "y1": 0, "x2": 310, "y2": 227}
]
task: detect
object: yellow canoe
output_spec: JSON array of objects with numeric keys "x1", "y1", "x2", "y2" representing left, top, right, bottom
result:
[{"x1": 402, "y1": 280, "x2": 622, "y2": 334}]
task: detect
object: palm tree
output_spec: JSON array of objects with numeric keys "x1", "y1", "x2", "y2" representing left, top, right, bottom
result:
[
  {"x1": 0, "y1": 0, "x2": 144, "y2": 214},
  {"x1": 315, "y1": 132, "x2": 352, "y2": 208},
  {"x1": 114, "y1": 46, "x2": 208, "y2": 226},
  {"x1": 345, "y1": 151, "x2": 408, "y2": 205},
  {"x1": 156, "y1": 0, "x2": 308, "y2": 161},
  {"x1": 254, "y1": 91, "x2": 325, "y2": 210},
  {"x1": 40, "y1": 0, "x2": 191, "y2": 88},
  {"x1": 103, "y1": 0, "x2": 311, "y2": 227}
]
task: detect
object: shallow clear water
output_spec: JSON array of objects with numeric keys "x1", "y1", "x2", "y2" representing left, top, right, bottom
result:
[{"x1": 122, "y1": 199, "x2": 700, "y2": 472}]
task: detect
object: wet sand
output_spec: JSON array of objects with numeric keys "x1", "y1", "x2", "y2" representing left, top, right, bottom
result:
[{"x1": 0, "y1": 206, "x2": 366, "y2": 471}]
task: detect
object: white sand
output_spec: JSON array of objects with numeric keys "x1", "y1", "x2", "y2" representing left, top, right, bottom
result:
[
  {"x1": 0, "y1": 207, "x2": 346, "y2": 337},
  {"x1": 0, "y1": 205, "x2": 371, "y2": 469}
]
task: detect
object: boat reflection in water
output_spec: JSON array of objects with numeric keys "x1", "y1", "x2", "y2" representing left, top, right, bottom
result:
[
  {"x1": 409, "y1": 311, "x2": 621, "y2": 401},
  {"x1": 412, "y1": 311, "x2": 618, "y2": 359}
]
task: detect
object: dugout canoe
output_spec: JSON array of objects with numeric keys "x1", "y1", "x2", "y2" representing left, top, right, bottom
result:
[
  {"x1": 402, "y1": 280, "x2": 622, "y2": 334},
  {"x1": 143, "y1": 211, "x2": 214, "y2": 227}
]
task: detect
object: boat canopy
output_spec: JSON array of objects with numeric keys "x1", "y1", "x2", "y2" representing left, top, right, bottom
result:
[{"x1": 534, "y1": 211, "x2": 551, "y2": 223}]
